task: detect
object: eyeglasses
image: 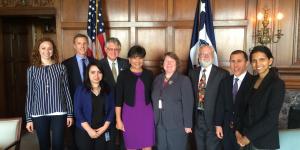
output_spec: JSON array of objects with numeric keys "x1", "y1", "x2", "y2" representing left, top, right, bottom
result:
[{"x1": 106, "y1": 48, "x2": 120, "y2": 51}]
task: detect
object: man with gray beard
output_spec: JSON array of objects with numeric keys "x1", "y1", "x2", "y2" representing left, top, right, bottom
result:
[{"x1": 189, "y1": 45, "x2": 229, "y2": 150}]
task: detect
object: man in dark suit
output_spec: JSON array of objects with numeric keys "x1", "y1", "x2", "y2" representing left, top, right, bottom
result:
[
  {"x1": 62, "y1": 33, "x2": 96, "y2": 150},
  {"x1": 99, "y1": 37, "x2": 129, "y2": 150},
  {"x1": 214, "y1": 50, "x2": 253, "y2": 150},
  {"x1": 63, "y1": 33, "x2": 96, "y2": 100},
  {"x1": 189, "y1": 45, "x2": 229, "y2": 150},
  {"x1": 99, "y1": 37, "x2": 129, "y2": 90}
]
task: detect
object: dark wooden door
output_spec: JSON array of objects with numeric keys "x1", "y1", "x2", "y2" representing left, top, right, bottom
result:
[{"x1": 2, "y1": 18, "x2": 31, "y2": 117}]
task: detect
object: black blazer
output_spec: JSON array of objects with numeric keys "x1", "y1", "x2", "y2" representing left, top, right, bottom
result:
[
  {"x1": 189, "y1": 65, "x2": 229, "y2": 127},
  {"x1": 116, "y1": 69, "x2": 153, "y2": 107},
  {"x1": 98, "y1": 57, "x2": 130, "y2": 89},
  {"x1": 62, "y1": 55, "x2": 96, "y2": 100},
  {"x1": 241, "y1": 68, "x2": 285, "y2": 149},
  {"x1": 214, "y1": 72, "x2": 253, "y2": 129}
]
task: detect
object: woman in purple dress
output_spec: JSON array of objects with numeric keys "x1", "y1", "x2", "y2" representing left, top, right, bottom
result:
[{"x1": 115, "y1": 45, "x2": 155, "y2": 150}]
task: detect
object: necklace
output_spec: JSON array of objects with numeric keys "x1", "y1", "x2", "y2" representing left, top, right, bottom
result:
[{"x1": 92, "y1": 86, "x2": 101, "y2": 96}]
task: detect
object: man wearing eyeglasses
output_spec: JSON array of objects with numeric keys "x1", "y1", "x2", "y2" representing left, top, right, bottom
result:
[
  {"x1": 99, "y1": 37, "x2": 130, "y2": 90},
  {"x1": 99, "y1": 37, "x2": 129, "y2": 150}
]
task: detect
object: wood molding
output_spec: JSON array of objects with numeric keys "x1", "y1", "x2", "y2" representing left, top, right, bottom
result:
[
  {"x1": 278, "y1": 67, "x2": 300, "y2": 89},
  {"x1": 0, "y1": 0, "x2": 54, "y2": 7},
  {"x1": 0, "y1": 7, "x2": 56, "y2": 16}
]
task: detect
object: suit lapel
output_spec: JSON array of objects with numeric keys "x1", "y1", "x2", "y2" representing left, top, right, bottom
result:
[
  {"x1": 104, "y1": 58, "x2": 116, "y2": 84},
  {"x1": 206, "y1": 65, "x2": 217, "y2": 90},
  {"x1": 72, "y1": 56, "x2": 82, "y2": 82},
  {"x1": 117, "y1": 58, "x2": 124, "y2": 72}
]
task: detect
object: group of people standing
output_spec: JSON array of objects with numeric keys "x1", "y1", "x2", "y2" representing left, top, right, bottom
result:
[{"x1": 25, "y1": 33, "x2": 285, "y2": 150}]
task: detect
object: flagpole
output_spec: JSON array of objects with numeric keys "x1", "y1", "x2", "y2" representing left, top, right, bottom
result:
[{"x1": 95, "y1": 0, "x2": 99, "y2": 59}]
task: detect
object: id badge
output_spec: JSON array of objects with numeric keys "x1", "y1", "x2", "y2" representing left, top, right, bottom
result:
[
  {"x1": 105, "y1": 132, "x2": 110, "y2": 141},
  {"x1": 158, "y1": 99, "x2": 163, "y2": 109}
]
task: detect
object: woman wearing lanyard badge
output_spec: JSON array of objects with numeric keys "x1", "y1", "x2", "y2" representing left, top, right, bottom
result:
[{"x1": 151, "y1": 52, "x2": 194, "y2": 150}]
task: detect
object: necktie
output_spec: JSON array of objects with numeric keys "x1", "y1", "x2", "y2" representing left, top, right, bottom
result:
[
  {"x1": 82, "y1": 58, "x2": 86, "y2": 80},
  {"x1": 232, "y1": 78, "x2": 239, "y2": 102},
  {"x1": 111, "y1": 62, "x2": 117, "y2": 82},
  {"x1": 197, "y1": 69, "x2": 206, "y2": 110}
]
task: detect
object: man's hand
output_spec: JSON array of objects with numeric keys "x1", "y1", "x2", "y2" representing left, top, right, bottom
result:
[{"x1": 215, "y1": 126, "x2": 223, "y2": 139}]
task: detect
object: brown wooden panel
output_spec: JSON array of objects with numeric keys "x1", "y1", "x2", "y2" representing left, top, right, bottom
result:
[
  {"x1": 137, "y1": 28, "x2": 166, "y2": 61},
  {"x1": 214, "y1": 0, "x2": 247, "y2": 20},
  {"x1": 215, "y1": 27, "x2": 245, "y2": 66},
  {"x1": 174, "y1": 28, "x2": 192, "y2": 61},
  {"x1": 61, "y1": 29, "x2": 87, "y2": 60},
  {"x1": 61, "y1": 0, "x2": 89, "y2": 22},
  {"x1": 174, "y1": 28, "x2": 193, "y2": 73},
  {"x1": 137, "y1": 0, "x2": 167, "y2": 21},
  {"x1": 0, "y1": 19, "x2": 5, "y2": 116},
  {"x1": 103, "y1": 0, "x2": 129, "y2": 21},
  {"x1": 108, "y1": 28, "x2": 130, "y2": 58},
  {"x1": 173, "y1": 0, "x2": 198, "y2": 21}
]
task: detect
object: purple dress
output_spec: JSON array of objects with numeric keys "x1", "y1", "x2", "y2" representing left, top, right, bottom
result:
[{"x1": 122, "y1": 72, "x2": 155, "y2": 149}]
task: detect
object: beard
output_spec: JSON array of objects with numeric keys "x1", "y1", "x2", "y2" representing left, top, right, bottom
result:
[{"x1": 199, "y1": 60, "x2": 213, "y2": 67}]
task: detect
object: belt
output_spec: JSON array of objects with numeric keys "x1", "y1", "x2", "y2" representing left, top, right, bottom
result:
[
  {"x1": 197, "y1": 109, "x2": 205, "y2": 115},
  {"x1": 229, "y1": 121, "x2": 235, "y2": 129}
]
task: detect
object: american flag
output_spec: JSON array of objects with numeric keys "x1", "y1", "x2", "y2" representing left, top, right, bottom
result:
[
  {"x1": 189, "y1": 0, "x2": 218, "y2": 68},
  {"x1": 87, "y1": 0, "x2": 106, "y2": 59}
]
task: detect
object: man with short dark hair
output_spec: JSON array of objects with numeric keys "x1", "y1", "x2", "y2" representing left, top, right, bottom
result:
[
  {"x1": 62, "y1": 33, "x2": 96, "y2": 150},
  {"x1": 214, "y1": 50, "x2": 253, "y2": 150}
]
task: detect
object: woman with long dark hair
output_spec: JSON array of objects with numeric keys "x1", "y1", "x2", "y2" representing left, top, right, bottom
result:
[
  {"x1": 236, "y1": 45, "x2": 285, "y2": 150},
  {"x1": 74, "y1": 62, "x2": 115, "y2": 149}
]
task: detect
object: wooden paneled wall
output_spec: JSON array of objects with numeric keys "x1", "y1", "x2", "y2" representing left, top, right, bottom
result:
[
  {"x1": 1, "y1": 0, "x2": 300, "y2": 87},
  {"x1": 59, "y1": 0, "x2": 253, "y2": 73},
  {"x1": 59, "y1": 0, "x2": 197, "y2": 73}
]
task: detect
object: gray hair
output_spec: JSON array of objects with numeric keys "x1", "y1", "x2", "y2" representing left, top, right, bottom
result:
[{"x1": 105, "y1": 37, "x2": 121, "y2": 48}]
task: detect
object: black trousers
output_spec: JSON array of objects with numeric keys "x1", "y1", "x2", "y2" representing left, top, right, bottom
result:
[
  {"x1": 242, "y1": 143, "x2": 274, "y2": 150},
  {"x1": 33, "y1": 115, "x2": 67, "y2": 150},
  {"x1": 222, "y1": 126, "x2": 240, "y2": 150},
  {"x1": 194, "y1": 111, "x2": 221, "y2": 150},
  {"x1": 75, "y1": 128, "x2": 111, "y2": 150}
]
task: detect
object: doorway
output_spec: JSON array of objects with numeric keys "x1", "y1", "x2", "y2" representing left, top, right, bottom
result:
[{"x1": 0, "y1": 16, "x2": 56, "y2": 117}]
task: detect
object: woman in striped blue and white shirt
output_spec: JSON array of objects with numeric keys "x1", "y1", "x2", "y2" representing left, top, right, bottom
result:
[{"x1": 25, "y1": 37, "x2": 73, "y2": 150}]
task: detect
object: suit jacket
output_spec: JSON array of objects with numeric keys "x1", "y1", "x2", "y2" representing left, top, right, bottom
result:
[
  {"x1": 188, "y1": 65, "x2": 229, "y2": 127},
  {"x1": 62, "y1": 55, "x2": 96, "y2": 100},
  {"x1": 214, "y1": 72, "x2": 253, "y2": 150},
  {"x1": 214, "y1": 72, "x2": 253, "y2": 129},
  {"x1": 98, "y1": 57, "x2": 130, "y2": 90},
  {"x1": 152, "y1": 72, "x2": 194, "y2": 130},
  {"x1": 74, "y1": 85, "x2": 115, "y2": 131},
  {"x1": 241, "y1": 68, "x2": 285, "y2": 149}
]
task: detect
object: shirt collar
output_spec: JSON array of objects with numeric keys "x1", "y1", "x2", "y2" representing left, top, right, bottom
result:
[
  {"x1": 234, "y1": 71, "x2": 247, "y2": 82},
  {"x1": 76, "y1": 54, "x2": 87, "y2": 61},
  {"x1": 201, "y1": 64, "x2": 212, "y2": 73},
  {"x1": 107, "y1": 58, "x2": 118, "y2": 65}
]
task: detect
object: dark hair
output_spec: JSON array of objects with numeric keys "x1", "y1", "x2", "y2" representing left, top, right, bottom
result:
[
  {"x1": 31, "y1": 37, "x2": 58, "y2": 66},
  {"x1": 163, "y1": 52, "x2": 180, "y2": 70},
  {"x1": 250, "y1": 45, "x2": 273, "y2": 62},
  {"x1": 127, "y1": 45, "x2": 146, "y2": 58},
  {"x1": 83, "y1": 62, "x2": 110, "y2": 93},
  {"x1": 230, "y1": 50, "x2": 248, "y2": 61},
  {"x1": 106, "y1": 37, "x2": 121, "y2": 48},
  {"x1": 73, "y1": 33, "x2": 89, "y2": 44}
]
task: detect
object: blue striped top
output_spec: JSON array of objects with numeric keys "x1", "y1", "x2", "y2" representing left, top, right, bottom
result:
[{"x1": 25, "y1": 64, "x2": 73, "y2": 122}]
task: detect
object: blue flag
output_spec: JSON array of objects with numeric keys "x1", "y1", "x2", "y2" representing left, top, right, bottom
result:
[{"x1": 189, "y1": 0, "x2": 218, "y2": 68}]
